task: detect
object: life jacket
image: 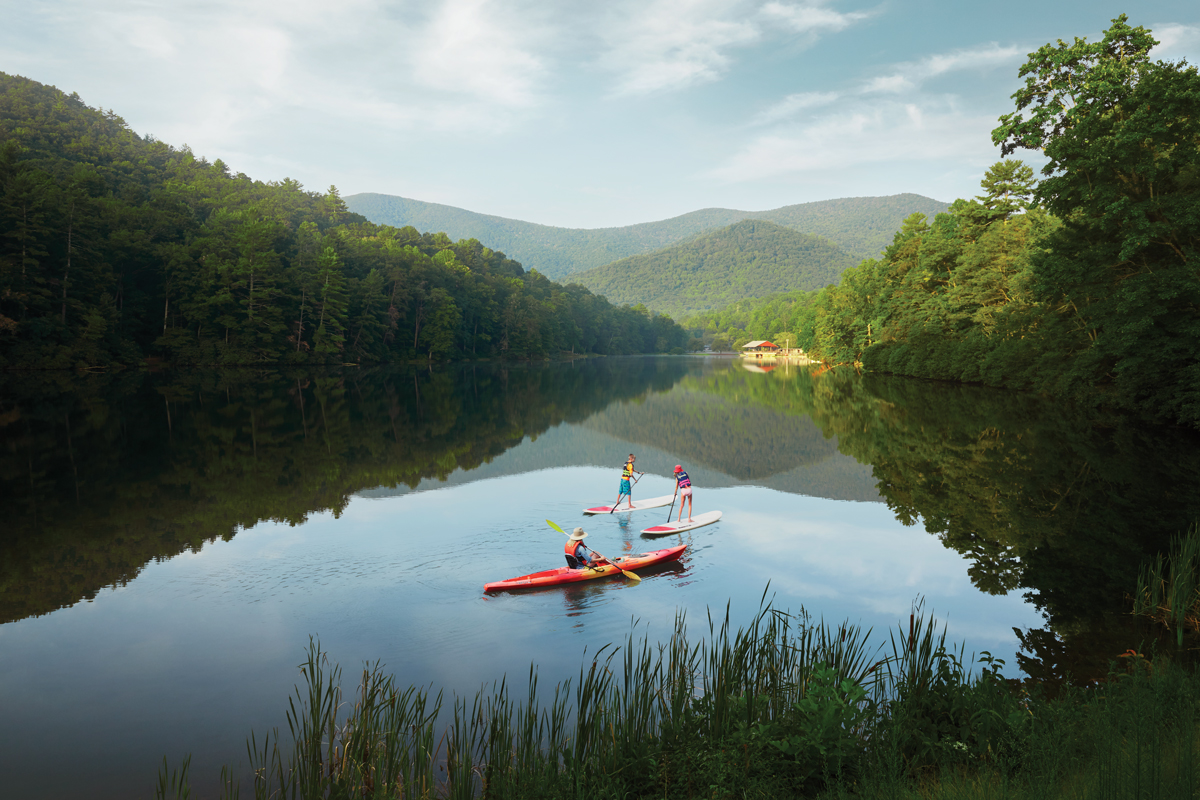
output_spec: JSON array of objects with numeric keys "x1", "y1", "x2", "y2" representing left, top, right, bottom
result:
[
  {"x1": 565, "y1": 539, "x2": 585, "y2": 569},
  {"x1": 676, "y1": 470, "x2": 691, "y2": 489},
  {"x1": 622, "y1": 461, "x2": 634, "y2": 480}
]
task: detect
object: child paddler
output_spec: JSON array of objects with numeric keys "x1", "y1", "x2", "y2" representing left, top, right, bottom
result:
[
  {"x1": 565, "y1": 527, "x2": 603, "y2": 569},
  {"x1": 672, "y1": 465, "x2": 694, "y2": 522},
  {"x1": 618, "y1": 453, "x2": 643, "y2": 510}
]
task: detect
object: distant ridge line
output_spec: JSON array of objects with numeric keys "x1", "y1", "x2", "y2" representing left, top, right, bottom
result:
[{"x1": 345, "y1": 192, "x2": 949, "y2": 280}]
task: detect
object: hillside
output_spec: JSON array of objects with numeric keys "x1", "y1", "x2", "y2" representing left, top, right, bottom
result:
[
  {"x1": 568, "y1": 220, "x2": 855, "y2": 319},
  {"x1": 0, "y1": 72, "x2": 686, "y2": 367},
  {"x1": 345, "y1": 192, "x2": 948, "y2": 280}
]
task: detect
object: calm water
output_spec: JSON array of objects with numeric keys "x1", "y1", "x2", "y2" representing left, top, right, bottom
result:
[{"x1": 3, "y1": 357, "x2": 1199, "y2": 798}]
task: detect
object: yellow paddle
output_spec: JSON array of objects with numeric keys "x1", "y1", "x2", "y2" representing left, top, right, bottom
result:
[{"x1": 545, "y1": 519, "x2": 641, "y2": 582}]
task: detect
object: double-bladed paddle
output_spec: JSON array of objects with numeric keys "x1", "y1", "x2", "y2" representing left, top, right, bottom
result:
[{"x1": 546, "y1": 519, "x2": 641, "y2": 582}]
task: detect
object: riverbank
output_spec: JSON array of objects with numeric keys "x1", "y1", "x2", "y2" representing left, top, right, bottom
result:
[{"x1": 155, "y1": 601, "x2": 1199, "y2": 800}]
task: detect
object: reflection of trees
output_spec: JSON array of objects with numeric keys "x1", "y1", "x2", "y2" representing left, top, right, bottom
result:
[
  {"x1": 0, "y1": 359, "x2": 691, "y2": 624},
  {"x1": 689, "y1": 364, "x2": 1200, "y2": 680},
  {"x1": 583, "y1": 386, "x2": 839, "y2": 480}
]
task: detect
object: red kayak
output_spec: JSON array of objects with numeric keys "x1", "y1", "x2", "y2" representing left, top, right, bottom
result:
[{"x1": 484, "y1": 545, "x2": 686, "y2": 592}]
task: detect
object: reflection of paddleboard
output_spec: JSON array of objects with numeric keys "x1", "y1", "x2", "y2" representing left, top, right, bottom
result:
[
  {"x1": 583, "y1": 495, "x2": 675, "y2": 515},
  {"x1": 641, "y1": 510, "x2": 723, "y2": 535}
]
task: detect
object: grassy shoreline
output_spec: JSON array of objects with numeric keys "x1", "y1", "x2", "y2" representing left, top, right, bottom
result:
[{"x1": 155, "y1": 595, "x2": 1199, "y2": 800}]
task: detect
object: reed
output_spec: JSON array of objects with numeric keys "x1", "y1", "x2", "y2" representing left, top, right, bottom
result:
[
  {"x1": 1134, "y1": 523, "x2": 1200, "y2": 648},
  {"x1": 155, "y1": 599, "x2": 1200, "y2": 800}
]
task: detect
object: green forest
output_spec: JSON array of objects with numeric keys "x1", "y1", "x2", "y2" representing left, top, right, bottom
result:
[
  {"x1": 695, "y1": 18, "x2": 1200, "y2": 429},
  {"x1": 572, "y1": 219, "x2": 853, "y2": 319},
  {"x1": 0, "y1": 73, "x2": 687, "y2": 369},
  {"x1": 347, "y1": 191, "x2": 947, "y2": 280}
]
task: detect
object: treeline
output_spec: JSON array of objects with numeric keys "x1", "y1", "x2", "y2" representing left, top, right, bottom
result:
[
  {"x1": 683, "y1": 288, "x2": 820, "y2": 350},
  {"x1": 574, "y1": 219, "x2": 852, "y2": 320},
  {"x1": 695, "y1": 18, "x2": 1200, "y2": 428},
  {"x1": 0, "y1": 73, "x2": 686, "y2": 368}
]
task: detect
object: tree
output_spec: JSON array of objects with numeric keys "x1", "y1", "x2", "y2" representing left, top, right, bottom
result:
[
  {"x1": 993, "y1": 15, "x2": 1200, "y2": 425},
  {"x1": 312, "y1": 247, "x2": 348, "y2": 359}
]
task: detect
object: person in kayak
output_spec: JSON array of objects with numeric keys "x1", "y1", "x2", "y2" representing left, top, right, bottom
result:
[
  {"x1": 619, "y1": 453, "x2": 643, "y2": 510},
  {"x1": 672, "y1": 465, "x2": 694, "y2": 522},
  {"x1": 565, "y1": 527, "x2": 603, "y2": 569}
]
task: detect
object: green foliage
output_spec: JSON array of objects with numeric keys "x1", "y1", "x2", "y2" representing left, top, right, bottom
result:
[
  {"x1": 767, "y1": 664, "x2": 873, "y2": 782},
  {"x1": 684, "y1": 289, "x2": 822, "y2": 350},
  {"x1": 994, "y1": 16, "x2": 1200, "y2": 427},
  {"x1": 572, "y1": 219, "x2": 853, "y2": 320},
  {"x1": 347, "y1": 192, "x2": 949, "y2": 280},
  {"x1": 1135, "y1": 524, "x2": 1200, "y2": 648},
  {"x1": 0, "y1": 72, "x2": 686, "y2": 367},
  {"x1": 778, "y1": 18, "x2": 1200, "y2": 430},
  {"x1": 157, "y1": 602, "x2": 1200, "y2": 799}
]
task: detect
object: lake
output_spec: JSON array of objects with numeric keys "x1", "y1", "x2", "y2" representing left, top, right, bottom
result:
[{"x1": 3, "y1": 356, "x2": 1199, "y2": 798}]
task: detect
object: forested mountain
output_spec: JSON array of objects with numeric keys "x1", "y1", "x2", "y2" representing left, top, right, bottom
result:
[
  {"x1": 788, "y1": 18, "x2": 1200, "y2": 430},
  {"x1": 569, "y1": 220, "x2": 854, "y2": 319},
  {"x1": 0, "y1": 73, "x2": 686, "y2": 368},
  {"x1": 346, "y1": 192, "x2": 947, "y2": 280}
]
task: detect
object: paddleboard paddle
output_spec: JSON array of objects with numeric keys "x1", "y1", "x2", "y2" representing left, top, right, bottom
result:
[
  {"x1": 607, "y1": 473, "x2": 640, "y2": 514},
  {"x1": 545, "y1": 519, "x2": 641, "y2": 582}
]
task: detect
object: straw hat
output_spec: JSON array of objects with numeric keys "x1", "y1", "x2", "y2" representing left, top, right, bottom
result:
[{"x1": 569, "y1": 527, "x2": 588, "y2": 540}]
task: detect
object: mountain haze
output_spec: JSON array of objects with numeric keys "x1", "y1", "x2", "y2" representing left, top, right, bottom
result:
[
  {"x1": 345, "y1": 192, "x2": 948, "y2": 280},
  {"x1": 570, "y1": 220, "x2": 855, "y2": 320}
]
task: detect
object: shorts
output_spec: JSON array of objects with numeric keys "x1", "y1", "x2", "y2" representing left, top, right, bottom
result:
[
  {"x1": 680, "y1": 487, "x2": 692, "y2": 498},
  {"x1": 620, "y1": 479, "x2": 632, "y2": 494}
]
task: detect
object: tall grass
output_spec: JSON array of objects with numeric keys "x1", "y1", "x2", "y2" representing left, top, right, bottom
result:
[
  {"x1": 1135, "y1": 523, "x2": 1200, "y2": 648},
  {"x1": 156, "y1": 597, "x2": 1200, "y2": 799}
]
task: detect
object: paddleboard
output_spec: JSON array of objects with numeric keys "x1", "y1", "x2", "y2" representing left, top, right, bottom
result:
[
  {"x1": 583, "y1": 495, "x2": 675, "y2": 515},
  {"x1": 641, "y1": 510, "x2": 723, "y2": 535}
]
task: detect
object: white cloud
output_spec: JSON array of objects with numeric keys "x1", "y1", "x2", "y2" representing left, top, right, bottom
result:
[
  {"x1": 599, "y1": 0, "x2": 870, "y2": 96},
  {"x1": 409, "y1": 0, "x2": 546, "y2": 108},
  {"x1": 601, "y1": 0, "x2": 761, "y2": 96},
  {"x1": 1151, "y1": 22, "x2": 1200, "y2": 59},
  {"x1": 760, "y1": 1, "x2": 872, "y2": 37},
  {"x1": 712, "y1": 100, "x2": 998, "y2": 182},
  {"x1": 863, "y1": 43, "x2": 1022, "y2": 94},
  {"x1": 751, "y1": 91, "x2": 840, "y2": 125}
]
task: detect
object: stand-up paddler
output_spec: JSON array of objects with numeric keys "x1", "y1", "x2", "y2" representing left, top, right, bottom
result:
[
  {"x1": 618, "y1": 453, "x2": 644, "y2": 510},
  {"x1": 672, "y1": 464, "x2": 694, "y2": 522}
]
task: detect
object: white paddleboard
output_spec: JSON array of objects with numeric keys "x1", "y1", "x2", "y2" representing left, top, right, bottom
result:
[
  {"x1": 641, "y1": 510, "x2": 723, "y2": 535},
  {"x1": 583, "y1": 495, "x2": 676, "y2": 515}
]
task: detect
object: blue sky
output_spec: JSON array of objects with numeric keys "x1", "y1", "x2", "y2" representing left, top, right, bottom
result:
[{"x1": 2, "y1": 1, "x2": 1197, "y2": 228}]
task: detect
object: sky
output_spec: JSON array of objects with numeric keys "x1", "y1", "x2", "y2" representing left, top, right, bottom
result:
[{"x1": 2, "y1": 1, "x2": 1198, "y2": 229}]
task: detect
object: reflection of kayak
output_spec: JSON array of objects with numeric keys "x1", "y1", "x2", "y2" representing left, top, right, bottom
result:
[
  {"x1": 484, "y1": 545, "x2": 687, "y2": 592},
  {"x1": 642, "y1": 510, "x2": 723, "y2": 535},
  {"x1": 583, "y1": 495, "x2": 675, "y2": 515}
]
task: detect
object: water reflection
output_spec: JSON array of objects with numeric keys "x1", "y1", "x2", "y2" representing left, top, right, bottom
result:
[
  {"x1": 706, "y1": 366, "x2": 1200, "y2": 683},
  {"x1": 3, "y1": 357, "x2": 1200, "y2": 798}
]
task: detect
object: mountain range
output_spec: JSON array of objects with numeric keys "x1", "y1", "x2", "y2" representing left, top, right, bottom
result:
[
  {"x1": 345, "y1": 192, "x2": 949, "y2": 281},
  {"x1": 569, "y1": 219, "x2": 854, "y2": 319}
]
